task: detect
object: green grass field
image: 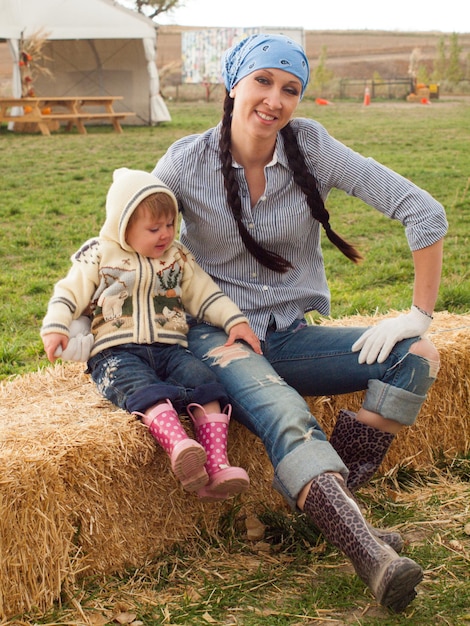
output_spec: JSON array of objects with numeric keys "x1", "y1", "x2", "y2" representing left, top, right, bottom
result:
[
  {"x1": 1, "y1": 98, "x2": 469, "y2": 380},
  {"x1": 1, "y1": 99, "x2": 469, "y2": 625}
]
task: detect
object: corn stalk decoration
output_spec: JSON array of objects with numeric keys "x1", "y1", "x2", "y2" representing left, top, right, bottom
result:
[{"x1": 19, "y1": 30, "x2": 52, "y2": 97}]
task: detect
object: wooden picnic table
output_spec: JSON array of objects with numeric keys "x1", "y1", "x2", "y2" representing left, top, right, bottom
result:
[{"x1": 0, "y1": 96, "x2": 135, "y2": 135}]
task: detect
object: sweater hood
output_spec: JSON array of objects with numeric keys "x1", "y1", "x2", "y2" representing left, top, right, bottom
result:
[{"x1": 100, "y1": 168, "x2": 179, "y2": 251}]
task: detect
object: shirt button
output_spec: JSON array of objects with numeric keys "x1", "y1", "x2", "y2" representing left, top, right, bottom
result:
[
  {"x1": 248, "y1": 222, "x2": 255, "y2": 229},
  {"x1": 260, "y1": 195, "x2": 266, "y2": 201},
  {"x1": 251, "y1": 272, "x2": 257, "y2": 278},
  {"x1": 262, "y1": 285, "x2": 269, "y2": 291}
]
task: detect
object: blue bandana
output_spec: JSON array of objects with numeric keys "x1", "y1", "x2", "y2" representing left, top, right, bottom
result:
[{"x1": 221, "y1": 34, "x2": 310, "y2": 99}]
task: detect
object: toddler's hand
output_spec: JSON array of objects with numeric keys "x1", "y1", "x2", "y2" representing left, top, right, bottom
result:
[
  {"x1": 42, "y1": 332, "x2": 67, "y2": 363},
  {"x1": 43, "y1": 317, "x2": 94, "y2": 363},
  {"x1": 55, "y1": 333, "x2": 93, "y2": 362},
  {"x1": 225, "y1": 322, "x2": 262, "y2": 354}
]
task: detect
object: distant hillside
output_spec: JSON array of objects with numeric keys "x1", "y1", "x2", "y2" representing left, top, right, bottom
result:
[
  {"x1": 157, "y1": 27, "x2": 470, "y2": 80},
  {"x1": 2, "y1": 28, "x2": 469, "y2": 96}
]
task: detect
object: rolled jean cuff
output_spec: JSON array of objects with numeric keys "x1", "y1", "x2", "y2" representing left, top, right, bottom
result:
[
  {"x1": 363, "y1": 379, "x2": 426, "y2": 426},
  {"x1": 190, "y1": 382, "x2": 228, "y2": 407},
  {"x1": 125, "y1": 384, "x2": 181, "y2": 414},
  {"x1": 272, "y1": 439, "x2": 348, "y2": 510}
]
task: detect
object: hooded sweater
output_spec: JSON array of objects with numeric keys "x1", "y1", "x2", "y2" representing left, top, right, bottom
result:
[{"x1": 41, "y1": 168, "x2": 249, "y2": 357}]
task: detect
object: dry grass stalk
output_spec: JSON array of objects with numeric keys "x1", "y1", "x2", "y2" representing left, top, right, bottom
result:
[
  {"x1": 0, "y1": 311, "x2": 468, "y2": 619},
  {"x1": 19, "y1": 29, "x2": 53, "y2": 97},
  {"x1": 3, "y1": 473, "x2": 468, "y2": 626}
]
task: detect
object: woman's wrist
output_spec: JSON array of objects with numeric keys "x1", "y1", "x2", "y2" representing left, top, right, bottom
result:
[{"x1": 412, "y1": 304, "x2": 434, "y2": 319}]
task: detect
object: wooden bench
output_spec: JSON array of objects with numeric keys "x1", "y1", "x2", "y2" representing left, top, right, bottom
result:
[
  {"x1": 0, "y1": 96, "x2": 135, "y2": 135},
  {"x1": 43, "y1": 112, "x2": 135, "y2": 134}
]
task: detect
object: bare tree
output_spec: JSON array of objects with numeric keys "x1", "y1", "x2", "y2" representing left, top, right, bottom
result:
[{"x1": 119, "y1": 0, "x2": 185, "y2": 21}]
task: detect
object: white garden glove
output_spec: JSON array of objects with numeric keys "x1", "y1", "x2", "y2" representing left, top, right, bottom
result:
[
  {"x1": 351, "y1": 305, "x2": 432, "y2": 365},
  {"x1": 54, "y1": 316, "x2": 93, "y2": 362}
]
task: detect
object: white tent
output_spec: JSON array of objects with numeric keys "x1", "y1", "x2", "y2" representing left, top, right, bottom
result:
[{"x1": 0, "y1": 0, "x2": 171, "y2": 124}]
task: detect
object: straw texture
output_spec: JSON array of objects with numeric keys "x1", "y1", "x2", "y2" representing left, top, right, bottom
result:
[{"x1": 0, "y1": 311, "x2": 468, "y2": 618}]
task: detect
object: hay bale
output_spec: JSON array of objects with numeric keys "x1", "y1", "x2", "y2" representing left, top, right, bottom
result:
[
  {"x1": 0, "y1": 311, "x2": 468, "y2": 618},
  {"x1": 307, "y1": 311, "x2": 470, "y2": 471},
  {"x1": 0, "y1": 364, "x2": 281, "y2": 618}
]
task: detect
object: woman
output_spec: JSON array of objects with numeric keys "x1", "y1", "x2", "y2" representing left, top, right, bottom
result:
[{"x1": 152, "y1": 34, "x2": 447, "y2": 612}]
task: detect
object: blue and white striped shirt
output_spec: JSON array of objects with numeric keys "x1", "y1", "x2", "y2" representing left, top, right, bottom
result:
[{"x1": 153, "y1": 117, "x2": 448, "y2": 339}]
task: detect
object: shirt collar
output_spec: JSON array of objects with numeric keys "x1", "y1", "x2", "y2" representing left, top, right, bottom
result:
[
  {"x1": 232, "y1": 150, "x2": 279, "y2": 169},
  {"x1": 209, "y1": 123, "x2": 290, "y2": 170}
]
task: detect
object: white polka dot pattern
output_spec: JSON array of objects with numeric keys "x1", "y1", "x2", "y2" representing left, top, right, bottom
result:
[
  {"x1": 197, "y1": 422, "x2": 229, "y2": 473},
  {"x1": 149, "y1": 408, "x2": 186, "y2": 453}
]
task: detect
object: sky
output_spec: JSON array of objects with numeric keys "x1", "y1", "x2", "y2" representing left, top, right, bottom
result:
[{"x1": 154, "y1": 0, "x2": 468, "y2": 33}]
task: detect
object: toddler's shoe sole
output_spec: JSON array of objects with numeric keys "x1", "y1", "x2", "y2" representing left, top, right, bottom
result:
[
  {"x1": 197, "y1": 466, "x2": 249, "y2": 501},
  {"x1": 171, "y1": 439, "x2": 208, "y2": 492}
]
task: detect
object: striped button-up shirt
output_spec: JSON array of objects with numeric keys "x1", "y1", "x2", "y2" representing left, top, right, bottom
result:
[{"x1": 153, "y1": 118, "x2": 448, "y2": 340}]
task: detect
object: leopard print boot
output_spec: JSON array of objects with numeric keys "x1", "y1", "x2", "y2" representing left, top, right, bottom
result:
[
  {"x1": 330, "y1": 409, "x2": 403, "y2": 553},
  {"x1": 330, "y1": 410, "x2": 395, "y2": 491},
  {"x1": 304, "y1": 473, "x2": 423, "y2": 613}
]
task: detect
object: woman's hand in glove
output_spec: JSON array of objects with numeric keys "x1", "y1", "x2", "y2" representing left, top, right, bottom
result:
[{"x1": 351, "y1": 305, "x2": 432, "y2": 365}]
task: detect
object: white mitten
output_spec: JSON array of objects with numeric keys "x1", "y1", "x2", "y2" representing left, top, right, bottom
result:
[
  {"x1": 69, "y1": 316, "x2": 92, "y2": 336},
  {"x1": 351, "y1": 306, "x2": 432, "y2": 365},
  {"x1": 55, "y1": 333, "x2": 93, "y2": 361},
  {"x1": 54, "y1": 316, "x2": 93, "y2": 362}
]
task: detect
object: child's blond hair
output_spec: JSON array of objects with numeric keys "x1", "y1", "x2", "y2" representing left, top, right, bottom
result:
[{"x1": 127, "y1": 192, "x2": 177, "y2": 229}]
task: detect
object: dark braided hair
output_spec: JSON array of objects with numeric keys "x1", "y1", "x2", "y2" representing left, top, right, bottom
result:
[
  {"x1": 219, "y1": 94, "x2": 293, "y2": 272},
  {"x1": 280, "y1": 122, "x2": 362, "y2": 264},
  {"x1": 219, "y1": 93, "x2": 362, "y2": 273}
]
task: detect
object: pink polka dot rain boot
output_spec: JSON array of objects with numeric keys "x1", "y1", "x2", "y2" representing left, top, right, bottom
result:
[
  {"x1": 135, "y1": 400, "x2": 208, "y2": 492},
  {"x1": 187, "y1": 403, "x2": 250, "y2": 501}
]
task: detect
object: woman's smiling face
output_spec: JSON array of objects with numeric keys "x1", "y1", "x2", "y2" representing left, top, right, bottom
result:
[{"x1": 230, "y1": 67, "x2": 302, "y2": 138}]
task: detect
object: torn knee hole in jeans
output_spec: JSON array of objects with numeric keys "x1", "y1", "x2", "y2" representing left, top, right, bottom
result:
[
  {"x1": 206, "y1": 343, "x2": 252, "y2": 368},
  {"x1": 205, "y1": 346, "x2": 286, "y2": 386},
  {"x1": 410, "y1": 349, "x2": 441, "y2": 378},
  {"x1": 428, "y1": 359, "x2": 440, "y2": 378},
  {"x1": 409, "y1": 338, "x2": 440, "y2": 377},
  {"x1": 392, "y1": 351, "x2": 440, "y2": 379}
]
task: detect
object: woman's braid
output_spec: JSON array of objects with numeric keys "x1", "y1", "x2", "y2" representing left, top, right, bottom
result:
[
  {"x1": 280, "y1": 123, "x2": 362, "y2": 263},
  {"x1": 219, "y1": 94, "x2": 361, "y2": 272},
  {"x1": 219, "y1": 94, "x2": 293, "y2": 272}
]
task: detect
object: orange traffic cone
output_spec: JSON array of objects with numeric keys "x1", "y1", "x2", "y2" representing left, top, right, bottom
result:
[{"x1": 363, "y1": 87, "x2": 371, "y2": 106}]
